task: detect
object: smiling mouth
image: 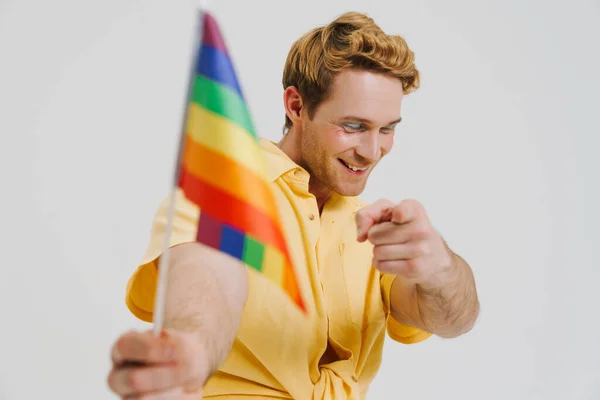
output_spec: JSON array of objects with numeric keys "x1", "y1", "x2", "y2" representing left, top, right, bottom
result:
[{"x1": 339, "y1": 159, "x2": 369, "y2": 174}]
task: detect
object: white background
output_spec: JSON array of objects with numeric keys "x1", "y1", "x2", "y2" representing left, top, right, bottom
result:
[{"x1": 1, "y1": 0, "x2": 599, "y2": 399}]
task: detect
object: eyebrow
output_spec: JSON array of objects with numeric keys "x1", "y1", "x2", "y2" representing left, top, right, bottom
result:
[{"x1": 340, "y1": 116, "x2": 402, "y2": 126}]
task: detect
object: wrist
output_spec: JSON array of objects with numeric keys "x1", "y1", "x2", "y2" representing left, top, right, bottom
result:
[{"x1": 420, "y1": 251, "x2": 457, "y2": 291}]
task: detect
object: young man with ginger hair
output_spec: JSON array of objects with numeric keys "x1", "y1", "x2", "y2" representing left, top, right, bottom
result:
[{"x1": 108, "y1": 11, "x2": 479, "y2": 400}]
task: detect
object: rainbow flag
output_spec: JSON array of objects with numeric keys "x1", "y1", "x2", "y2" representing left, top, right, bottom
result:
[{"x1": 176, "y1": 11, "x2": 305, "y2": 313}]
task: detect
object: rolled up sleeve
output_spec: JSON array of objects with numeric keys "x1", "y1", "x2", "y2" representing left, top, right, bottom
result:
[
  {"x1": 380, "y1": 273, "x2": 432, "y2": 344},
  {"x1": 126, "y1": 189, "x2": 200, "y2": 322}
]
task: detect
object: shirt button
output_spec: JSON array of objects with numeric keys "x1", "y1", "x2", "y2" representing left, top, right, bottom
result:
[{"x1": 308, "y1": 213, "x2": 315, "y2": 220}]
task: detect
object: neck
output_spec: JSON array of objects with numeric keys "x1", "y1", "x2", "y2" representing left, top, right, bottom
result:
[
  {"x1": 276, "y1": 129, "x2": 301, "y2": 163},
  {"x1": 277, "y1": 128, "x2": 332, "y2": 213},
  {"x1": 309, "y1": 182, "x2": 331, "y2": 213}
]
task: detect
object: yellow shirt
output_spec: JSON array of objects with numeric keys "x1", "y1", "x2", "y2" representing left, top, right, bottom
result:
[{"x1": 126, "y1": 138, "x2": 431, "y2": 399}]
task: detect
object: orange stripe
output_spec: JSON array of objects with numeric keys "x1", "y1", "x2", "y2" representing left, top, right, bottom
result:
[
  {"x1": 282, "y1": 261, "x2": 305, "y2": 312},
  {"x1": 178, "y1": 161, "x2": 306, "y2": 313},
  {"x1": 181, "y1": 136, "x2": 279, "y2": 222}
]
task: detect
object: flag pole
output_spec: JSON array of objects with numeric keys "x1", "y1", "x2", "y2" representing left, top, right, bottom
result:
[{"x1": 152, "y1": 6, "x2": 206, "y2": 337}]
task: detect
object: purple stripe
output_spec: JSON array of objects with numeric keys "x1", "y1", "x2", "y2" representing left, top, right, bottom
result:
[
  {"x1": 202, "y1": 12, "x2": 228, "y2": 55},
  {"x1": 196, "y1": 212, "x2": 222, "y2": 249}
]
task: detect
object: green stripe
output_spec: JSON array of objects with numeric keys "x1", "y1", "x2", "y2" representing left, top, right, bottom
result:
[
  {"x1": 243, "y1": 236, "x2": 265, "y2": 272},
  {"x1": 191, "y1": 75, "x2": 257, "y2": 138}
]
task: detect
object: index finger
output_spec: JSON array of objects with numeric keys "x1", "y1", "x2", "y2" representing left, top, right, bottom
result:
[
  {"x1": 390, "y1": 199, "x2": 424, "y2": 225},
  {"x1": 111, "y1": 330, "x2": 177, "y2": 365},
  {"x1": 355, "y1": 199, "x2": 395, "y2": 242}
]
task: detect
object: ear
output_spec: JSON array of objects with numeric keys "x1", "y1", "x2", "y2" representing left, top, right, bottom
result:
[{"x1": 283, "y1": 86, "x2": 304, "y2": 127}]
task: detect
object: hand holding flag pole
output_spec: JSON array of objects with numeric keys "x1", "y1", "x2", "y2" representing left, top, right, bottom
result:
[{"x1": 152, "y1": 7, "x2": 306, "y2": 337}]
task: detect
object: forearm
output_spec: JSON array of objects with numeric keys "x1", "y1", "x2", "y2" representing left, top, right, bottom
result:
[
  {"x1": 163, "y1": 243, "x2": 248, "y2": 377},
  {"x1": 391, "y1": 251, "x2": 479, "y2": 338},
  {"x1": 415, "y1": 251, "x2": 479, "y2": 337}
]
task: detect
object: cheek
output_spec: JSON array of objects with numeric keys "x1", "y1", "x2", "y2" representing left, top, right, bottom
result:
[
  {"x1": 323, "y1": 129, "x2": 353, "y2": 153},
  {"x1": 380, "y1": 133, "x2": 395, "y2": 156}
]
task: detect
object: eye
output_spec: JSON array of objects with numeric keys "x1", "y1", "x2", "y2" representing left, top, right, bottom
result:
[
  {"x1": 380, "y1": 125, "x2": 397, "y2": 134},
  {"x1": 342, "y1": 122, "x2": 365, "y2": 132}
]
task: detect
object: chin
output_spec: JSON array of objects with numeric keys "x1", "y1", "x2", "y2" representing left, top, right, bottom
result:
[{"x1": 332, "y1": 181, "x2": 367, "y2": 197}]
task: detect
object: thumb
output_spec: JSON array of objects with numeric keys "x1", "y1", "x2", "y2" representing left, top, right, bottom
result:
[{"x1": 355, "y1": 199, "x2": 395, "y2": 242}]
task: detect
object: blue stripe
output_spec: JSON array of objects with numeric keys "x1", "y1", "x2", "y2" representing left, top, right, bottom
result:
[
  {"x1": 220, "y1": 224, "x2": 245, "y2": 260},
  {"x1": 196, "y1": 45, "x2": 244, "y2": 100}
]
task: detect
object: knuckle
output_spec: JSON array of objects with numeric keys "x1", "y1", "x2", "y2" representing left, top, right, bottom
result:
[
  {"x1": 354, "y1": 209, "x2": 364, "y2": 220},
  {"x1": 391, "y1": 205, "x2": 403, "y2": 219},
  {"x1": 114, "y1": 330, "x2": 137, "y2": 356},
  {"x1": 114, "y1": 337, "x2": 128, "y2": 356},
  {"x1": 127, "y1": 369, "x2": 144, "y2": 391},
  {"x1": 368, "y1": 222, "x2": 393, "y2": 243},
  {"x1": 372, "y1": 245, "x2": 380, "y2": 257},
  {"x1": 413, "y1": 223, "x2": 432, "y2": 239},
  {"x1": 372, "y1": 257, "x2": 380, "y2": 268},
  {"x1": 366, "y1": 228, "x2": 377, "y2": 242},
  {"x1": 106, "y1": 370, "x2": 118, "y2": 392},
  {"x1": 374, "y1": 259, "x2": 390, "y2": 273},
  {"x1": 372, "y1": 245, "x2": 383, "y2": 260}
]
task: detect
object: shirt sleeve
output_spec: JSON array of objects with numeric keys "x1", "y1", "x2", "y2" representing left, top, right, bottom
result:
[
  {"x1": 125, "y1": 189, "x2": 200, "y2": 322},
  {"x1": 380, "y1": 273, "x2": 432, "y2": 344}
]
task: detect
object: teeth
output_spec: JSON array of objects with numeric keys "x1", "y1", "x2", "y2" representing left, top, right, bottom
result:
[
  {"x1": 342, "y1": 160, "x2": 368, "y2": 171},
  {"x1": 348, "y1": 165, "x2": 366, "y2": 171}
]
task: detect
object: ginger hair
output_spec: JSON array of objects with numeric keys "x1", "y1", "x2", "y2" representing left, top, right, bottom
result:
[{"x1": 282, "y1": 11, "x2": 420, "y2": 130}]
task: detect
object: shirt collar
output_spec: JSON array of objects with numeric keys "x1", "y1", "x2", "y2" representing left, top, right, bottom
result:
[
  {"x1": 259, "y1": 137, "x2": 366, "y2": 214},
  {"x1": 259, "y1": 137, "x2": 303, "y2": 182}
]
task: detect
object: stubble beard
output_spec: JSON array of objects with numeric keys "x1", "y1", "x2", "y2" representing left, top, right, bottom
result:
[{"x1": 303, "y1": 144, "x2": 368, "y2": 197}]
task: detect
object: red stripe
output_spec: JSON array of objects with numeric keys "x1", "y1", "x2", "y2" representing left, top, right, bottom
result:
[
  {"x1": 179, "y1": 166, "x2": 291, "y2": 260},
  {"x1": 202, "y1": 12, "x2": 228, "y2": 54},
  {"x1": 181, "y1": 136, "x2": 279, "y2": 221}
]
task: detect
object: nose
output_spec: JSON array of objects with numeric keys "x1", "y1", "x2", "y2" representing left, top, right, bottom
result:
[{"x1": 355, "y1": 130, "x2": 381, "y2": 163}]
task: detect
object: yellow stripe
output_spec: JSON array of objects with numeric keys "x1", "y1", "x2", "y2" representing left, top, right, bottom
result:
[
  {"x1": 261, "y1": 244, "x2": 285, "y2": 287},
  {"x1": 181, "y1": 137, "x2": 280, "y2": 222},
  {"x1": 185, "y1": 103, "x2": 266, "y2": 178}
]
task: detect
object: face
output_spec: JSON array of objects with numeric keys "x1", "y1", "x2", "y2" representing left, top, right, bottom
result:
[{"x1": 296, "y1": 69, "x2": 404, "y2": 198}]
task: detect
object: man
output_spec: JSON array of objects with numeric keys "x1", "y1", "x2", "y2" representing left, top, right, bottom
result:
[{"x1": 108, "y1": 11, "x2": 479, "y2": 400}]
